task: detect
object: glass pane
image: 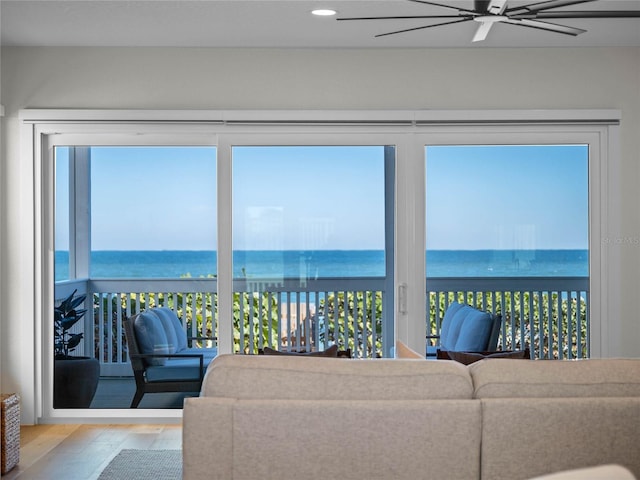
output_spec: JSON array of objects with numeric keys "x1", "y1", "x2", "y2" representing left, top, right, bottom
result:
[
  {"x1": 90, "y1": 147, "x2": 217, "y2": 278},
  {"x1": 426, "y1": 144, "x2": 589, "y2": 360},
  {"x1": 232, "y1": 146, "x2": 389, "y2": 357},
  {"x1": 54, "y1": 146, "x2": 217, "y2": 409},
  {"x1": 54, "y1": 147, "x2": 70, "y2": 281}
]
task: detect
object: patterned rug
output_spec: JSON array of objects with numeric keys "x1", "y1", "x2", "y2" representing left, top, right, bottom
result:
[{"x1": 98, "y1": 449, "x2": 181, "y2": 480}]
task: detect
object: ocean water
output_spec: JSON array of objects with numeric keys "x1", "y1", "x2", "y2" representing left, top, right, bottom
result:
[{"x1": 54, "y1": 249, "x2": 588, "y2": 281}]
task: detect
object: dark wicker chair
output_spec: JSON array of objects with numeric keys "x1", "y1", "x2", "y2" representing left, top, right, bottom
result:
[{"x1": 123, "y1": 313, "x2": 215, "y2": 408}]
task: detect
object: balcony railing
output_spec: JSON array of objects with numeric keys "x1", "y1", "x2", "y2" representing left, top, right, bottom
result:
[
  {"x1": 426, "y1": 277, "x2": 589, "y2": 360},
  {"x1": 55, "y1": 275, "x2": 589, "y2": 376}
]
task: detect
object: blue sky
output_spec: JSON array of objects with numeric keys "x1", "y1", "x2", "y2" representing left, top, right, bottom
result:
[
  {"x1": 426, "y1": 145, "x2": 588, "y2": 250},
  {"x1": 232, "y1": 146, "x2": 385, "y2": 251},
  {"x1": 55, "y1": 144, "x2": 588, "y2": 251}
]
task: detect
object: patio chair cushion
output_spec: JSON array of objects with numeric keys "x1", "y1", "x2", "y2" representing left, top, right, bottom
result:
[
  {"x1": 145, "y1": 357, "x2": 206, "y2": 382},
  {"x1": 154, "y1": 307, "x2": 188, "y2": 351},
  {"x1": 176, "y1": 347, "x2": 219, "y2": 365},
  {"x1": 440, "y1": 302, "x2": 500, "y2": 352},
  {"x1": 133, "y1": 310, "x2": 171, "y2": 366},
  {"x1": 151, "y1": 308, "x2": 179, "y2": 354},
  {"x1": 438, "y1": 302, "x2": 466, "y2": 349}
]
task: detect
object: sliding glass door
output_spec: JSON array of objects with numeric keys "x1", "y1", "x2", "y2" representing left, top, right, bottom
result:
[
  {"x1": 230, "y1": 145, "x2": 395, "y2": 358},
  {"x1": 53, "y1": 144, "x2": 217, "y2": 409},
  {"x1": 33, "y1": 111, "x2": 616, "y2": 421},
  {"x1": 425, "y1": 143, "x2": 590, "y2": 359}
]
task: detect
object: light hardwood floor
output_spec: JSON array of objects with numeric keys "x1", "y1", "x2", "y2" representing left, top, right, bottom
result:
[{"x1": 3, "y1": 424, "x2": 182, "y2": 480}]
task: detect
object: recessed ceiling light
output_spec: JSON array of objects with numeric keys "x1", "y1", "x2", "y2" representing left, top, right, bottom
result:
[{"x1": 311, "y1": 9, "x2": 337, "y2": 16}]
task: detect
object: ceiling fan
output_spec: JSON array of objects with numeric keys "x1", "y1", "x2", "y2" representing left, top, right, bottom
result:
[{"x1": 337, "y1": 0, "x2": 640, "y2": 42}]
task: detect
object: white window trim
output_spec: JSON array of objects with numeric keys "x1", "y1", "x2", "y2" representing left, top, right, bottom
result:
[{"x1": 18, "y1": 108, "x2": 620, "y2": 424}]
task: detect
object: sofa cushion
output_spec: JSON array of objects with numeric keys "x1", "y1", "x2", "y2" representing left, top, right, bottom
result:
[
  {"x1": 471, "y1": 358, "x2": 640, "y2": 398},
  {"x1": 201, "y1": 354, "x2": 474, "y2": 400},
  {"x1": 133, "y1": 310, "x2": 170, "y2": 366},
  {"x1": 154, "y1": 307, "x2": 188, "y2": 352}
]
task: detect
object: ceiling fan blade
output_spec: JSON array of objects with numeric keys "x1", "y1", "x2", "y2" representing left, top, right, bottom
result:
[
  {"x1": 502, "y1": 18, "x2": 587, "y2": 36},
  {"x1": 472, "y1": 21, "x2": 495, "y2": 42},
  {"x1": 375, "y1": 17, "x2": 474, "y2": 38},
  {"x1": 337, "y1": 15, "x2": 469, "y2": 21},
  {"x1": 506, "y1": 0, "x2": 594, "y2": 16},
  {"x1": 532, "y1": 11, "x2": 640, "y2": 19},
  {"x1": 407, "y1": 0, "x2": 478, "y2": 15}
]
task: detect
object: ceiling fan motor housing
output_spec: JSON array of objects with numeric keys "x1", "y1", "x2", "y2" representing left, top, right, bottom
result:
[{"x1": 475, "y1": 0, "x2": 493, "y2": 14}]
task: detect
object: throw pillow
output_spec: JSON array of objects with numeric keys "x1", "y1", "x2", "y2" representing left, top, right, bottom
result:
[
  {"x1": 259, "y1": 344, "x2": 340, "y2": 357},
  {"x1": 446, "y1": 349, "x2": 529, "y2": 365},
  {"x1": 395, "y1": 340, "x2": 424, "y2": 359}
]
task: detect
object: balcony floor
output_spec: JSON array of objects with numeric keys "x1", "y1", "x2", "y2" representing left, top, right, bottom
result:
[{"x1": 90, "y1": 377, "x2": 199, "y2": 409}]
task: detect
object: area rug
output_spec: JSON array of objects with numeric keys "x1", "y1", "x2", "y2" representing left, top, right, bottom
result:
[{"x1": 98, "y1": 449, "x2": 181, "y2": 480}]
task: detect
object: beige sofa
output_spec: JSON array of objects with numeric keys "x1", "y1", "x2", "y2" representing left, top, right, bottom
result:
[{"x1": 183, "y1": 355, "x2": 640, "y2": 480}]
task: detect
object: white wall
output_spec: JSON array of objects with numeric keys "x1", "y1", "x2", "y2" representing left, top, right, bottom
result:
[{"x1": 2, "y1": 47, "x2": 640, "y2": 423}]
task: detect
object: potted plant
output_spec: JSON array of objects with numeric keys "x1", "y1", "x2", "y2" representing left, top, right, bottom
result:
[{"x1": 53, "y1": 289, "x2": 100, "y2": 408}]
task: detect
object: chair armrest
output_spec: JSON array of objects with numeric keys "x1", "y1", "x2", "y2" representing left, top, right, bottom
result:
[
  {"x1": 187, "y1": 336, "x2": 217, "y2": 347},
  {"x1": 437, "y1": 348, "x2": 531, "y2": 363},
  {"x1": 130, "y1": 353, "x2": 205, "y2": 380}
]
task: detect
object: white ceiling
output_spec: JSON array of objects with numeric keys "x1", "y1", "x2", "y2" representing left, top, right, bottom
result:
[{"x1": 1, "y1": 0, "x2": 640, "y2": 49}]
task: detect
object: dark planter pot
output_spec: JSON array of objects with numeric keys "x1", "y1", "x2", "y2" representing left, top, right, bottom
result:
[{"x1": 54, "y1": 357, "x2": 100, "y2": 408}]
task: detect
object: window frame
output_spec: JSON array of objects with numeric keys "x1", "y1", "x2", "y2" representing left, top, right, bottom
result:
[
  {"x1": 19, "y1": 109, "x2": 620, "y2": 423},
  {"x1": 417, "y1": 127, "x2": 607, "y2": 358}
]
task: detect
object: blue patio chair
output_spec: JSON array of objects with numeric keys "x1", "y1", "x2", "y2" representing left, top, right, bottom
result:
[
  {"x1": 426, "y1": 302, "x2": 502, "y2": 359},
  {"x1": 123, "y1": 308, "x2": 217, "y2": 408}
]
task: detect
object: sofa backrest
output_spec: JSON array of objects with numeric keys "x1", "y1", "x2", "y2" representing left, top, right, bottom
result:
[
  {"x1": 475, "y1": 359, "x2": 640, "y2": 480},
  {"x1": 470, "y1": 358, "x2": 640, "y2": 398},
  {"x1": 184, "y1": 396, "x2": 482, "y2": 480},
  {"x1": 201, "y1": 353, "x2": 474, "y2": 400}
]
